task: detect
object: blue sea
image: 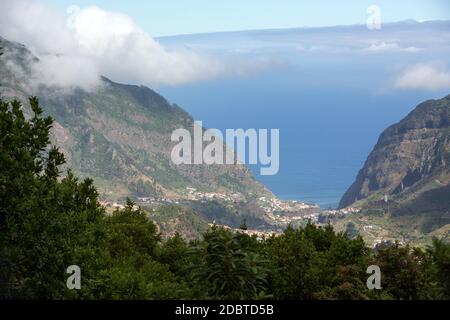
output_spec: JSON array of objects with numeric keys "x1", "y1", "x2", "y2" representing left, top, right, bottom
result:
[
  {"x1": 158, "y1": 23, "x2": 450, "y2": 208},
  {"x1": 160, "y1": 73, "x2": 436, "y2": 208}
]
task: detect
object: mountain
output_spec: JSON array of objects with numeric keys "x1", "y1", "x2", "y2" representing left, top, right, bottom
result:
[
  {"x1": 158, "y1": 20, "x2": 450, "y2": 54},
  {"x1": 0, "y1": 36, "x2": 271, "y2": 202},
  {"x1": 339, "y1": 95, "x2": 450, "y2": 232}
]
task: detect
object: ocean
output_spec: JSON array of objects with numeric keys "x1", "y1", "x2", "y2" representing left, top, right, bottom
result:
[
  {"x1": 159, "y1": 70, "x2": 439, "y2": 208},
  {"x1": 157, "y1": 22, "x2": 450, "y2": 208}
]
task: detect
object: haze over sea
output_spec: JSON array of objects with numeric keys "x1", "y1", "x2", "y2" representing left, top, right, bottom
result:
[{"x1": 158, "y1": 21, "x2": 450, "y2": 208}]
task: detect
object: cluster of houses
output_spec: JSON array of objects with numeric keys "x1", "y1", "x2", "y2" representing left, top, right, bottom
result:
[
  {"x1": 181, "y1": 187, "x2": 245, "y2": 202},
  {"x1": 257, "y1": 196, "x2": 318, "y2": 213},
  {"x1": 134, "y1": 187, "x2": 245, "y2": 205},
  {"x1": 100, "y1": 187, "x2": 361, "y2": 233}
]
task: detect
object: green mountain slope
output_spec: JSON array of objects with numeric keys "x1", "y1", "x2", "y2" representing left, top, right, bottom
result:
[{"x1": 0, "y1": 36, "x2": 271, "y2": 201}]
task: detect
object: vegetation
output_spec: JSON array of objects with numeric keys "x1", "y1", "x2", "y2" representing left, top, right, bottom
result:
[
  {"x1": 1, "y1": 97, "x2": 450, "y2": 300},
  {"x1": 147, "y1": 205, "x2": 209, "y2": 241},
  {"x1": 0, "y1": 36, "x2": 270, "y2": 210}
]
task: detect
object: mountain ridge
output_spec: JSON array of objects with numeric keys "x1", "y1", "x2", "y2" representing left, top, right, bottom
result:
[
  {"x1": 0, "y1": 36, "x2": 271, "y2": 202},
  {"x1": 155, "y1": 19, "x2": 450, "y2": 40}
]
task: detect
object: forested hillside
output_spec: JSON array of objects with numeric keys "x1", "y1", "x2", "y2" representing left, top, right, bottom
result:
[
  {"x1": 1, "y1": 96, "x2": 449, "y2": 299},
  {"x1": 0, "y1": 36, "x2": 270, "y2": 201}
]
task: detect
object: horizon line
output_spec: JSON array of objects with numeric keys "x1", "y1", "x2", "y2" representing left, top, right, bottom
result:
[{"x1": 155, "y1": 18, "x2": 450, "y2": 39}]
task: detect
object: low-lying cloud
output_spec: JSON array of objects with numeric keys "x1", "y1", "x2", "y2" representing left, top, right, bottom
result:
[
  {"x1": 364, "y1": 41, "x2": 421, "y2": 53},
  {"x1": 0, "y1": 0, "x2": 226, "y2": 90},
  {"x1": 395, "y1": 63, "x2": 450, "y2": 91}
]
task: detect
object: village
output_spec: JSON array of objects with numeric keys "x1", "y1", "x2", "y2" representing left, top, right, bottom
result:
[{"x1": 99, "y1": 186, "x2": 360, "y2": 233}]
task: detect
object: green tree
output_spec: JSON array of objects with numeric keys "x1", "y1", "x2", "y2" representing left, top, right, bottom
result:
[
  {"x1": 427, "y1": 237, "x2": 450, "y2": 298},
  {"x1": 158, "y1": 232, "x2": 189, "y2": 276},
  {"x1": 0, "y1": 97, "x2": 187, "y2": 299},
  {"x1": 264, "y1": 223, "x2": 370, "y2": 300},
  {"x1": 105, "y1": 199, "x2": 160, "y2": 258},
  {"x1": 372, "y1": 242, "x2": 427, "y2": 299},
  {"x1": 190, "y1": 226, "x2": 268, "y2": 299},
  {"x1": 0, "y1": 97, "x2": 105, "y2": 298},
  {"x1": 264, "y1": 225, "x2": 319, "y2": 299}
]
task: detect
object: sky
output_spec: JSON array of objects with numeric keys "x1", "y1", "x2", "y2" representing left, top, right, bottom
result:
[
  {"x1": 1, "y1": 0, "x2": 449, "y2": 90},
  {"x1": 41, "y1": 0, "x2": 450, "y2": 37}
]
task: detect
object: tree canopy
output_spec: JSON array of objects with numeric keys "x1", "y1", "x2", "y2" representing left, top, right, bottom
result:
[{"x1": 0, "y1": 96, "x2": 449, "y2": 300}]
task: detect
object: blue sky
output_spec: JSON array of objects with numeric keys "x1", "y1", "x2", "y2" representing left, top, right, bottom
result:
[{"x1": 42, "y1": 0, "x2": 450, "y2": 36}]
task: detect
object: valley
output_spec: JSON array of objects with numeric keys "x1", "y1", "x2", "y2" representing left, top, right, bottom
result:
[{"x1": 0, "y1": 33, "x2": 448, "y2": 247}]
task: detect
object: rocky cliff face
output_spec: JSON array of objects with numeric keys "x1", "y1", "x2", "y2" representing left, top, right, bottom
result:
[
  {"x1": 0, "y1": 36, "x2": 271, "y2": 201},
  {"x1": 339, "y1": 95, "x2": 450, "y2": 230}
]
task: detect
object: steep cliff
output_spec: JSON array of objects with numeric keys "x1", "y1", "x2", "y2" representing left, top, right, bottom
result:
[{"x1": 339, "y1": 95, "x2": 450, "y2": 231}]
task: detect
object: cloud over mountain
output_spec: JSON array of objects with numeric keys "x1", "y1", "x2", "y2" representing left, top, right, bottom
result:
[{"x1": 0, "y1": 0, "x2": 225, "y2": 90}]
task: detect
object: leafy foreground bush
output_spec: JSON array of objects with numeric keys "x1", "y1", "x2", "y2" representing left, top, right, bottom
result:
[{"x1": 1, "y1": 97, "x2": 449, "y2": 300}]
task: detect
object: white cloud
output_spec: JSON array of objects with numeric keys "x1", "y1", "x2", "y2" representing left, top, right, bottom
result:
[
  {"x1": 364, "y1": 41, "x2": 421, "y2": 53},
  {"x1": 0, "y1": 0, "x2": 76, "y2": 54},
  {"x1": 33, "y1": 54, "x2": 101, "y2": 90},
  {"x1": 394, "y1": 64, "x2": 450, "y2": 91},
  {"x1": 0, "y1": 0, "x2": 226, "y2": 90}
]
